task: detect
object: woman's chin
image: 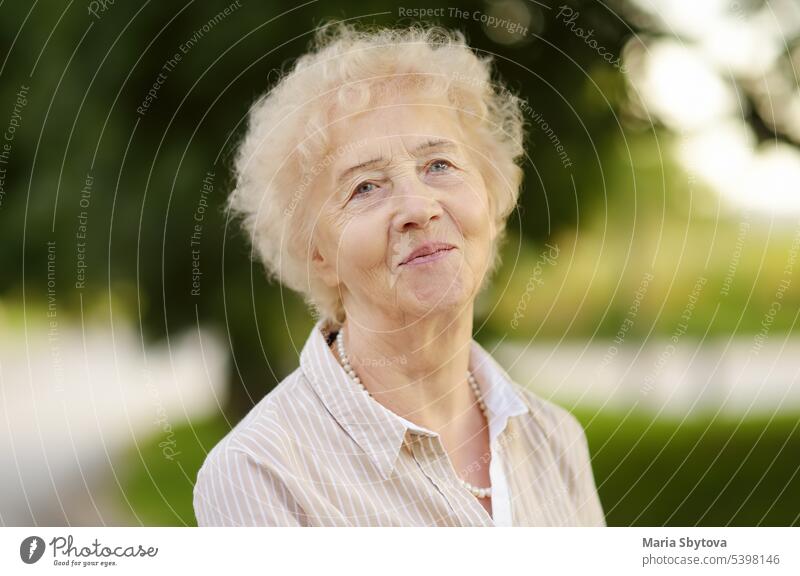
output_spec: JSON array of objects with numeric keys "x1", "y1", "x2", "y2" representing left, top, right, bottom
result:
[{"x1": 400, "y1": 279, "x2": 472, "y2": 317}]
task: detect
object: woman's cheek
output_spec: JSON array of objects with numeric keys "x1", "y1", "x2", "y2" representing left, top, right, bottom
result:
[
  {"x1": 340, "y1": 218, "x2": 387, "y2": 274},
  {"x1": 448, "y1": 186, "x2": 491, "y2": 240}
]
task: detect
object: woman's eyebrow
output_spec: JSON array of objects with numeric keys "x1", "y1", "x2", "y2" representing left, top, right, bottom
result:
[
  {"x1": 335, "y1": 139, "x2": 457, "y2": 186},
  {"x1": 412, "y1": 138, "x2": 457, "y2": 155},
  {"x1": 336, "y1": 157, "x2": 387, "y2": 187}
]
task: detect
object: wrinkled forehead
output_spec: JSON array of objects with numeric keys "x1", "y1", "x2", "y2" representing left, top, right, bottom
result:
[{"x1": 326, "y1": 98, "x2": 467, "y2": 174}]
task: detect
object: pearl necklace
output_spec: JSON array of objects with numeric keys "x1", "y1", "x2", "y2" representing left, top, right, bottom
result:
[{"x1": 333, "y1": 328, "x2": 492, "y2": 499}]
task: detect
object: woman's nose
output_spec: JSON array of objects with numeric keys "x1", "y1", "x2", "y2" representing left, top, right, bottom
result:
[{"x1": 391, "y1": 176, "x2": 443, "y2": 232}]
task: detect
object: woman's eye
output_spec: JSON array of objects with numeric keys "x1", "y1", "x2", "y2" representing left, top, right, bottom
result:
[
  {"x1": 353, "y1": 181, "x2": 377, "y2": 197},
  {"x1": 428, "y1": 159, "x2": 453, "y2": 173}
]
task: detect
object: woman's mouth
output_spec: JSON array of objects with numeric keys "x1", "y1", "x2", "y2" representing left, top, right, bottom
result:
[{"x1": 400, "y1": 244, "x2": 456, "y2": 266}]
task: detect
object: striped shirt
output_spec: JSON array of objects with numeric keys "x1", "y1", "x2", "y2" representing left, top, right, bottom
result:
[{"x1": 193, "y1": 320, "x2": 606, "y2": 527}]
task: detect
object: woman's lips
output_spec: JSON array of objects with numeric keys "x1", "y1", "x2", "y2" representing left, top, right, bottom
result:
[{"x1": 401, "y1": 246, "x2": 456, "y2": 266}]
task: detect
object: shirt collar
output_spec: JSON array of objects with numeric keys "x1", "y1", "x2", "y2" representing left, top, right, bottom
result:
[{"x1": 299, "y1": 319, "x2": 530, "y2": 481}]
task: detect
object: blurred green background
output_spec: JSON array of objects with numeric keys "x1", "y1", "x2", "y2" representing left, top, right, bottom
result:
[{"x1": 1, "y1": 0, "x2": 798, "y2": 526}]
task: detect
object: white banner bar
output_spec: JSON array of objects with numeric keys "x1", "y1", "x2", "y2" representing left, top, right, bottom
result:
[{"x1": 1, "y1": 527, "x2": 797, "y2": 575}]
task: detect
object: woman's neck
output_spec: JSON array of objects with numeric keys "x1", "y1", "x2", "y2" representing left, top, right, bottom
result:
[{"x1": 334, "y1": 307, "x2": 477, "y2": 432}]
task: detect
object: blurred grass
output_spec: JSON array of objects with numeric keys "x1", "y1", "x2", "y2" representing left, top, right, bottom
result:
[
  {"x1": 574, "y1": 409, "x2": 800, "y2": 526},
  {"x1": 487, "y1": 218, "x2": 800, "y2": 341},
  {"x1": 117, "y1": 414, "x2": 230, "y2": 526},
  {"x1": 119, "y1": 409, "x2": 800, "y2": 526}
]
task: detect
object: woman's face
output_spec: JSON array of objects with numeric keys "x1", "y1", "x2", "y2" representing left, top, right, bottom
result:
[{"x1": 309, "y1": 94, "x2": 496, "y2": 328}]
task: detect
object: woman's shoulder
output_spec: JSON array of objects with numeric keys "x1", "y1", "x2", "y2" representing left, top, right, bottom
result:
[
  {"x1": 192, "y1": 368, "x2": 321, "y2": 526},
  {"x1": 197, "y1": 367, "x2": 316, "y2": 472},
  {"x1": 506, "y1": 382, "x2": 598, "y2": 500},
  {"x1": 507, "y1": 380, "x2": 590, "y2": 446}
]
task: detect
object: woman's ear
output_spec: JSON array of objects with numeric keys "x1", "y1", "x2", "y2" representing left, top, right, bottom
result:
[{"x1": 311, "y1": 243, "x2": 340, "y2": 288}]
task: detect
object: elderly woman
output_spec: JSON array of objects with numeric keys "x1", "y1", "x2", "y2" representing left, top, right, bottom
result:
[{"x1": 193, "y1": 23, "x2": 605, "y2": 527}]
